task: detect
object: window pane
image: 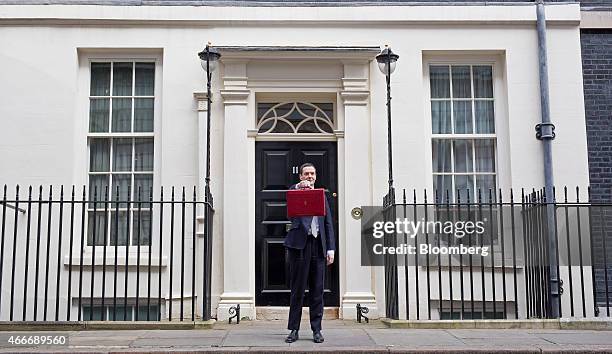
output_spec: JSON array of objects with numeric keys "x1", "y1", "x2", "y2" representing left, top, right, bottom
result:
[
  {"x1": 297, "y1": 120, "x2": 319, "y2": 133},
  {"x1": 135, "y1": 138, "x2": 154, "y2": 171},
  {"x1": 452, "y1": 66, "x2": 471, "y2": 99},
  {"x1": 473, "y1": 66, "x2": 493, "y2": 98},
  {"x1": 134, "y1": 174, "x2": 153, "y2": 202},
  {"x1": 430, "y1": 66, "x2": 450, "y2": 99},
  {"x1": 89, "y1": 99, "x2": 110, "y2": 133},
  {"x1": 90, "y1": 63, "x2": 111, "y2": 96},
  {"x1": 135, "y1": 63, "x2": 155, "y2": 96},
  {"x1": 453, "y1": 140, "x2": 473, "y2": 173},
  {"x1": 431, "y1": 101, "x2": 451, "y2": 134},
  {"x1": 109, "y1": 305, "x2": 131, "y2": 320},
  {"x1": 136, "y1": 305, "x2": 158, "y2": 321},
  {"x1": 113, "y1": 138, "x2": 133, "y2": 172},
  {"x1": 432, "y1": 139, "x2": 452, "y2": 173},
  {"x1": 89, "y1": 175, "x2": 109, "y2": 206},
  {"x1": 455, "y1": 186, "x2": 474, "y2": 203},
  {"x1": 113, "y1": 62, "x2": 133, "y2": 96},
  {"x1": 275, "y1": 103, "x2": 292, "y2": 118},
  {"x1": 90, "y1": 138, "x2": 110, "y2": 172},
  {"x1": 87, "y1": 211, "x2": 107, "y2": 246},
  {"x1": 259, "y1": 119, "x2": 274, "y2": 133},
  {"x1": 317, "y1": 120, "x2": 334, "y2": 133},
  {"x1": 297, "y1": 103, "x2": 316, "y2": 118},
  {"x1": 453, "y1": 101, "x2": 473, "y2": 134},
  {"x1": 434, "y1": 174, "x2": 452, "y2": 198},
  {"x1": 454, "y1": 175, "x2": 474, "y2": 201},
  {"x1": 257, "y1": 103, "x2": 275, "y2": 121},
  {"x1": 112, "y1": 174, "x2": 132, "y2": 202},
  {"x1": 317, "y1": 103, "x2": 334, "y2": 121},
  {"x1": 132, "y1": 210, "x2": 151, "y2": 246},
  {"x1": 476, "y1": 175, "x2": 497, "y2": 202},
  {"x1": 111, "y1": 98, "x2": 132, "y2": 133},
  {"x1": 83, "y1": 306, "x2": 105, "y2": 321},
  {"x1": 110, "y1": 211, "x2": 128, "y2": 246},
  {"x1": 475, "y1": 139, "x2": 496, "y2": 172},
  {"x1": 271, "y1": 120, "x2": 293, "y2": 133},
  {"x1": 134, "y1": 98, "x2": 154, "y2": 132},
  {"x1": 475, "y1": 101, "x2": 495, "y2": 134}
]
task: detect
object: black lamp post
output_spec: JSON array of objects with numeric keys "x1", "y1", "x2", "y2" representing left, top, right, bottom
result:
[
  {"x1": 198, "y1": 43, "x2": 221, "y2": 199},
  {"x1": 376, "y1": 45, "x2": 399, "y2": 200},
  {"x1": 197, "y1": 43, "x2": 220, "y2": 321}
]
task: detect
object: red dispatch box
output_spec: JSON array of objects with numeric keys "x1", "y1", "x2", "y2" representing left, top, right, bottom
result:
[{"x1": 286, "y1": 188, "x2": 326, "y2": 217}]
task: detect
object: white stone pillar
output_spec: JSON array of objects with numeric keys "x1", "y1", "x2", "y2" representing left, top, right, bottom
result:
[
  {"x1": 339, "y1": 60, "x2": 378, "y2": 319},
  {"x1": 193, "y1": 91, "x2": 210, "y2": 197},
  {"x1": 216, "y1": 61, "x2": 254, "y2": 320}
]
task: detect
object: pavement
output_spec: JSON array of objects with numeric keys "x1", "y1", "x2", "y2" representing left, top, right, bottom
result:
[{"x1": 1, "y1": 319, "x2": 612, "y2": 353}]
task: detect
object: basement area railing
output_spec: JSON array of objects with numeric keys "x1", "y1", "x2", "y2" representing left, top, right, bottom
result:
[
  {"x1": 0, "y1": 185, "x2": 214, "y2": 322},
  {"x1": 379, "y1": 186, "x2": 611, "y2": 320}
]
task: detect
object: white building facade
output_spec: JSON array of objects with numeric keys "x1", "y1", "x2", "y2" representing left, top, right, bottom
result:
[{"x1": 0, "y1": 1, "x2": 593, "y2": 322}]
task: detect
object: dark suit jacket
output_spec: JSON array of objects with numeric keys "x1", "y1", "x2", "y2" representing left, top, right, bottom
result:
[{"x1": 283, "y1": 184, "x2": 335, "y2": 255}]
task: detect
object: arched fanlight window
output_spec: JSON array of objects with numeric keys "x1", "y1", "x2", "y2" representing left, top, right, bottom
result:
[{"x1": 257, "y1": 102, "x2": 334, "y2": 134}]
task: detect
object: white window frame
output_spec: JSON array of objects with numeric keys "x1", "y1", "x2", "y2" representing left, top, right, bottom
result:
[
  {"x1": 77, "y1": 50, "x2": 162, "y2": 255},
  {"x1": 82, "y1": 303, "x2": 160, "y2": 321},
  {"x1": 424, "y1": 53, "x2": 509, "y2": 201}
]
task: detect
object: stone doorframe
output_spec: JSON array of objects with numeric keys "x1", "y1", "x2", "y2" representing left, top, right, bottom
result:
[{"x1": 194, "y1": 46, "x2": 381, "y2": 320}]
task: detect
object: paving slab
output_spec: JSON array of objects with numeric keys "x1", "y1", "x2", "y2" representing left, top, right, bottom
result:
[
  {"x1": 537, "y1": 332, "x2": 612, "y2": 345},
  {"x1": 366, "y1": 329, "x2": 465, "y2": 346},
  {"x1": 289, "y1": 329, "x2": 377, "y2": 348},
  {"x1": 140, "y1": 329, "x2": 227, "y2": 338},
  {"x1": 458, "y1": 337, "x2": 557, "y2": 346},
  {"x1": 131, "y1": 336, "x2": 224, "y2": 346},
  {"x1": 447, "y1": 329, "x2": 540, "y2": 338},
  {"x1": 221, "y1": 333, "x2": 290, "y2": 347}
]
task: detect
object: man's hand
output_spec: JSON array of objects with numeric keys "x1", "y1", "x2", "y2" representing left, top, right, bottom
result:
[
  {"x1": 298, "y1": 180, "x2": 313, "y2": 189},
  {"x1": 326, "y1": 251, "x2": 334, "y2": 266}
]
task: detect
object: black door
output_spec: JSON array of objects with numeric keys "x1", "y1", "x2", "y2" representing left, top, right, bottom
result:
[{"x1": 255, "y1": 141, "x2": 339, "y2": 306}]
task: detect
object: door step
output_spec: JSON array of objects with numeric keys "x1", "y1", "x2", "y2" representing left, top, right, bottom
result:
[{"x1": 256, "y1": 306, "x2": 339, "y2": 320}]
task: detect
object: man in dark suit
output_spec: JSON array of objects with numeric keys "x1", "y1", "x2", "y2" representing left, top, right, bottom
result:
[{"x1": 284, "y1": 163, "x2": 335, "y2": 344}]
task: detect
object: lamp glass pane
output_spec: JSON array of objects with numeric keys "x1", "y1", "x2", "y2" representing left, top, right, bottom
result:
[{"x1": 377, "y1": 61, "x2": 396, "y2": 75}]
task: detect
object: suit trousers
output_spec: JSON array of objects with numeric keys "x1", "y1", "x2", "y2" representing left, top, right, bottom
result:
[{"x1": 286, "y1": 233, "x2": 325, "y2": 332}]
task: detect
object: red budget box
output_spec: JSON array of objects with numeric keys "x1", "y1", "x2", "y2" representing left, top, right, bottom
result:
[{"x1": 286, "y1": 188, "x2": 326, "y2": 217}]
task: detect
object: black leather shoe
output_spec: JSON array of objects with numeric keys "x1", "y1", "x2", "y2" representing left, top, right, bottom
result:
[
  {"x1": 285, "y1": 330, "x2": 299, "y2": 343},
  {"x1": 313, "y1": 330, "x2": 324, "y2": 343}
]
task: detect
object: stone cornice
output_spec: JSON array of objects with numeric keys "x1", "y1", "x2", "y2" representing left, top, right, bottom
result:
[
  {"x1": 220, "y1": 89, "x2": 250, "y2": 105},
  {"x1": 340, "y1": 90, "x2": 370, "y2": 106},
  {"x1": 0, "y1": 4, "x2": 580, "y2": 25},
  {"x1": 193, "y1": 91, "x2": 210, "y2": 112}
]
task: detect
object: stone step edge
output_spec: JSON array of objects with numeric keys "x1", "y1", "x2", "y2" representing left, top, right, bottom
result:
[
  {"x1": 381, "y1": 317, "x2": 612, "y2": 330},
  {"x1": 0, "y1": 320, "x2": 215, "y2": 331}
]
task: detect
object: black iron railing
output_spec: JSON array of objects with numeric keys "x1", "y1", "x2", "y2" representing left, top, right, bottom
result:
[
  {"x1": 0, "y1": 185, "x2": 214, "y2": 322},
  {"x1": 381, "y1": 186, "x2": 612, "y2": 320}
]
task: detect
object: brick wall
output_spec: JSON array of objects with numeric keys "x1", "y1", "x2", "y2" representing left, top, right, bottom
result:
[{"x1": 582, "y1": 29, "x2": 612, "y2": 308}]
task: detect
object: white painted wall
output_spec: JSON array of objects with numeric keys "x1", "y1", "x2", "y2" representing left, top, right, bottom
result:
[{"x1": 0, "y1": 3, "x2": 591, "y2": 321}]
